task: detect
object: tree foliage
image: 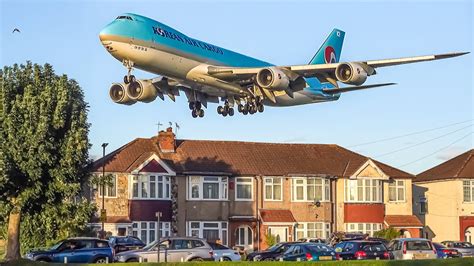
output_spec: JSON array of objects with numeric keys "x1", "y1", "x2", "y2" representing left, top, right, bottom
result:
[
  {"x1": 0, "y1": 62, "x2": 94, "y2": 258},
  {"x1": 373, "y1": 227, "x2": 401, "y2": 240}
]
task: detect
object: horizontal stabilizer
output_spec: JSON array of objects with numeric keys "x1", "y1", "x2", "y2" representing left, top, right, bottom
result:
[{"x1": 322, "y1": 82, "x2": 396, "y2": 94}]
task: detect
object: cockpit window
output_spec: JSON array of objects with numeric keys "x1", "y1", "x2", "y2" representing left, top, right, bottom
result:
[{"x1": 116, "y1": 16, "x2": 133, "y2": 21}]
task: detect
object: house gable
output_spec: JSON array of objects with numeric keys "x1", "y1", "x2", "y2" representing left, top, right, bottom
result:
[
  {"x1": 351, "y1": 159, "x2": 389, "y2": 180},
  {"x1": 131, "y1": 154, "x2": 176, "y2": 175}
]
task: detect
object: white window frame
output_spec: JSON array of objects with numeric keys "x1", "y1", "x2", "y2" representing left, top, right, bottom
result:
[
  {"x1": 264, "y1": 177, "x2": 283, "y2": 201},
  {"x1": 131, "y1": 221, "x2": 171, "y2": 244},
  {"x1": 187, "y1": 176, "x2": 228, "y2": 201},
  {"x1": 463, "y1": 180, "x2": 474, "y2": 203},
  {"x1": 187, "y1": 221, "x2": 228, "y2": 246},
  {"x1": 235, "y1": 177, "x2": 253, "y2": 201},
  {"x1": 98, "y1": 174, "x2": 118, "y2": 198},
  {"x1": 129, "y1": 174, "x2": 171, "y2": 200},
  {"x1": 235, "y1": 226, "x2": 253, "y2": 247},
  {"x1": 388, "y1": 179, "x2": 406, "y2": 202},
  {"x1": 291, "y1": 177, "x2": 330, "y2": 202},
  {"x1": 345, "y1": 223, "x2": 382, "y2": 237},
  {"x1": 295, "y1": 222, "x2": 331, "y2": 240},
  {"x1": 344, "y1": 179, "x2": 382, "y2": 203}
]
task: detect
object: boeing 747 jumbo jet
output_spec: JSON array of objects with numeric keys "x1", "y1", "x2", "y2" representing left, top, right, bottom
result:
[{"x1": 99, "y1": 13, "x2": 468, "y2": 118}]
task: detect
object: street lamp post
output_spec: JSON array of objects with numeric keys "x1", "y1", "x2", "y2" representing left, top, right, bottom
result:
[
  {"x1": 156, "y1": 212, "x2": 162, "y2": 262},
  {"x1": 101, "y1": 143, "x2": 108, "y2": 238}
]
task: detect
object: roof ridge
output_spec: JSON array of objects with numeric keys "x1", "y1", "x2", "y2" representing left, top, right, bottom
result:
[
  {"x1": 176, "y1": 138, "x2": 339, "y2": 146},
  {"x1": 454, "y1": 150, "x2": 474, "y2": 178},
  {"x1": 417, "y1": 149, "x2": 473, "y2": 177}
]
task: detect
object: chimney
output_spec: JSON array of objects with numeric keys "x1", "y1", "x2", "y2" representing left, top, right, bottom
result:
[{"x1": 157, "y1": 127, "x2": 175, "y2": 153}]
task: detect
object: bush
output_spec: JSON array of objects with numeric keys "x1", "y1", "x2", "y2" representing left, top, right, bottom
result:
[
  {"x1": 265, "y1": 234, "x2": 277, "y2": 248},
  {"x1": 374, "y1": 227, "x2": 401, "y2": 240}
]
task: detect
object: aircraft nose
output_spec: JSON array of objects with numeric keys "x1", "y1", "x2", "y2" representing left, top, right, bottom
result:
[{"x1": 99, "y1": 28, "x2": 107, "y2": 42}]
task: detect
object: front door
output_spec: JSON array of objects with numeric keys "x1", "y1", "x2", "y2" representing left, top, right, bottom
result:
[{"x1": 269, "y1": 227, "x2": 288, "y2": 243}]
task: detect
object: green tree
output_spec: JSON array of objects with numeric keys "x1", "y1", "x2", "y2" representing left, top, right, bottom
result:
[
  {"x1": 0, "y1": 62, "x2": 92, "y2": 261},
  {"x1": 265, "y1": 234, "x2": 277, "y2": 248},
  {"x1": 373, "y1": 227, "x2": 401, "y2": 241}
]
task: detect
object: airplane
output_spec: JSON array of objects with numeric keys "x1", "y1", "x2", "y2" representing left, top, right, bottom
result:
[{"x1": 99, "y1": 13, "x2": 468, "y2": 118}]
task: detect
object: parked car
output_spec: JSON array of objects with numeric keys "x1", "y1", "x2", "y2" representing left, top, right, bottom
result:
[
  {"x1": 114, "y1": 237, "x2": 214, "y2": 262},
  {"x1": 24, "y1": 237, "x2": 114, "y2": 263},
  {"x1": 281, "y1": 243, "x2": 337, "y2": 261},
  {"x1": 246, "y1": 242, "x2": 301, "y2": 261},
  {"x1": 367, "y1": 237, "x2": 389, "y2": 246},
  {"x1": 208, "y1": 242, "x2": 241, "y2": 261},
  {"x1": 297, "y1": 238, "x2": 326, "y2": 243},
  {"x1": 328, "y1": 232, "x2": 368, "y2": 246},
  {"x1": 334, "y1": 240, "x2": 390, "y2": 260},
  {"x1": 108, "y1": 236, "x2": 145, "y2": 253},
  {"x1": 388, "y1": 238, "x2": 437, "y2": 260},
  {"x1": 433, "y1": 242, "x2": 462, "y2": 259},
  {"x1": 441, "y1": 241, "x2": 474, "y2": 257}
]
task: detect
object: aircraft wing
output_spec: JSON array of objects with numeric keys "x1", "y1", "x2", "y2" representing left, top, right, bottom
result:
[{"x1": 208, "y1": 51, "x2": 468, "y2": 81}]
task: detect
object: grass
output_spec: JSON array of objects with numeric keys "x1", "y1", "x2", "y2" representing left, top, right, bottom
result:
[{"x1": 2, "y1": 258, "x2": 474, "y2": 266}]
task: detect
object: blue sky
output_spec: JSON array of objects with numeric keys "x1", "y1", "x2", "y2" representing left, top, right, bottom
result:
[{"x1": 1, "y1": 0, "x2": 472, "y2": 174}]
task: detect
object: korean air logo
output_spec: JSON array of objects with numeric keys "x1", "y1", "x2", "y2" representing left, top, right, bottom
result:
[{"x1": 324, "y1": 46, "x2": 336, "y2": 63}]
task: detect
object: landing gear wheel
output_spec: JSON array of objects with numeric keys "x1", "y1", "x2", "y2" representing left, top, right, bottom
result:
[
  {"x1": 198, "y1": 109, "x2": 204, "y2": 117},
  {"x1": 228, "y1": 108, "x2": 234, "y2": 116},
  {"x1": 258, "y1": 104, "x2": 264, "y2": 113},
  {"x1": 195, "y1": 101, "x2": 202, "y2": 110},
  {"x1": 217, "y1": 106, "x2": 224, "y2": 115},
  {"x1": 243, "y1": 109, "x2": 248, "y2": 115},
  {"x1": 238, "y1": 104, "x2": 244, "y2": 113},
  {"x1": 189, "y1": 102, "x2": 195, "y2": 110},
  {"x1": 123, "y1": 75, "x2": 129, "y2": 84},
  {"x1": 129, "y1": 75, "x2": 136, "y2": 83},
  {"x1": 222, "y1": 110, "x2": 228, "y2": 117},
  {"x1": 191, "y1": 109, "x2": 198, "y2": 118}
]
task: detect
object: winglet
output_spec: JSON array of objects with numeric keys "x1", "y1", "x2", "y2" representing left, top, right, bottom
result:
[
  {"x1": 434, "y1": 52, "x2": 470, "y2": 60},
  {"x1": 323, "y1": 83, "x2": 396, "y2": 94}
]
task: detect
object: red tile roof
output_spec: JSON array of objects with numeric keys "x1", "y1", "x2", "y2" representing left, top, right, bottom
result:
[
  {"x1": 92, "y1": 135, "x2": 413, "y2": 178},
  {"x1": 416, "y1": 149, "x2": 473, "y2": 182},
  {"x1": 384, "y1": 215, "x2": 423, "y2": 227},
  {"x1": 259, "y1": 209, "x2": 296, "y2": 223}
]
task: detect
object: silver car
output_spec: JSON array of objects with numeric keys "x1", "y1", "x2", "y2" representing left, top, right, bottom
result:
[
  {"x1": 114, "y1": 237, "x2": 214, "y2": 262},
  {"x1": 208, "y1": 242, "x2": 241, "y2": 261},
  {"x1": 441, "y1": 241, "x2": 474, "y2": 257},
  {"x1": 388, "y1": 238, "x2": 437, "y2": 260}
]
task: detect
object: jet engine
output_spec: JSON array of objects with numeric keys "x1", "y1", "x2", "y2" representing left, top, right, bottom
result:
[
  {"x1": 335, "y1": 62, "x2": 368, "y2": 86},
  {"x1": 256, "y1": 67, "x2": 290, "y2": 91},
  {"x1": 109, "y1": 83, "x2": 136, "y2": 105},
  {"x1": 126, "y1": 79, "x2": 158, "y2": 103}
]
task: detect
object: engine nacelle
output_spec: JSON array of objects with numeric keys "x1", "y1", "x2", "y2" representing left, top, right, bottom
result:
[
  {"x1": 126, "y1": 79, "x2": 158, "y2": 103},
  {"x1": 256, "y1": 67, "x2": 290, "y2": 91},
  {"x1": 335, "y1": 62, "x2": 368, "y2": 86},
  {"x1": 109, "y1": 83, "x2": 136, "y2": 105}
]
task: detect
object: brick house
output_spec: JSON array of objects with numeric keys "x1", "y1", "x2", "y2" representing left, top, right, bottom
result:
[
  {"x1": 413, "y1": 149, "x2": 473, "y2": 242},
  {"x1": 90, "y1": 127, "x2": 421, "y2": 251}
]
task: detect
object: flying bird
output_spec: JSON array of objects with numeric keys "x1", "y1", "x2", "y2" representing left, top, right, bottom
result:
[{"x1": 12, "y1": 28, "x2": 20, "y2": 33}]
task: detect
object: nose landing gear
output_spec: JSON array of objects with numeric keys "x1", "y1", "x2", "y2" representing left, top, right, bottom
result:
[{"x1": 122, "y1": 60, "x2": 136, "y2": 84}]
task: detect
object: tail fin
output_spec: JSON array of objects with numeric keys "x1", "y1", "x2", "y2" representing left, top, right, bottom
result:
[{"x1": 308, "y1": 28, "x2": 345, "y2": 65}]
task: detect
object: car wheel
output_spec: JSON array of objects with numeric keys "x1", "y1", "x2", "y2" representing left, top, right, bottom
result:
[
  {"x1": 190, "y1": 257, "x2": 204, "y2": 261},
  {"x1": 222, "y1": 257, "x2": 232, "y2": 261},
  {"x1": 126, "y1": 258, "x2": 139, "y2": 262},
  {"x1": 36, "y1": 258, "x2": 50, "y2": 262},
  {"x1": 94, "y1": 257, "x2": 107, "y2": 263}
]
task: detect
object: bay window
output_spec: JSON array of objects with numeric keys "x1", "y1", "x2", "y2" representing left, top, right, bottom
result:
[
  {"x1": 295, "y1": 222, "x2": 330, "y2": 240},
  {"x1": 345, "y1": 223, "x2": 382, "y2": 236},
  {"x1": 235, "y1": 177, "x2": 253, "y2": 200},
  {"x1": 292, "y1": 177, "x2": 330, "y2": 202},
  {"x1": 188, "y1": 221, "x2": 228, "y2": 245},
  {"x1": 345, "y1": 179, "x2": 382, "y2": 203},
  {"x1": 389, "y1": 180, "x2": 406, "y2": 202},
  {"x1": 130, "y1": 175, "x2": 171, "y2": 199},
  {"x1": 188, "y1": 176, "x2": 228, "y2": 200},
  {"x1": 264, "y1": 177, "x2": 282, "y2": 201}
]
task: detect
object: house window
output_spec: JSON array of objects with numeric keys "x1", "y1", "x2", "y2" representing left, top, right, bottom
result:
[
  {"x1": 98, "y1": 174, "x2": 117, "y2": 197},
  {"x1": 345, "y1": 223, "x2": 382, "y2": 236},
  {"x1": 345, "y1": 179, "x2": 382, "y2": 203},
  {"x1": 235, "y1": 178, "x2": 253, "y2": 200},
  {"x1": 292, "y1": 177, "x2": 330, "y2": 202},
  {"x1": 463, "y1": 180, "x2": 474, "y2": 202},
  {"x1": 130, "y1": 175, "x2": 171, "y2": 199},
  {"x1": 389, "y1": 180, "x2": 406, "y2": 202},
  {"x1": 131, "y1": 221, "x2": 170, "y2": 244},
  {"x1": 264, "y1": 177, "x2": 282, "y2": 201},
  {"x1": 187, "y1": 221, "x2": 227, "y2": 246},
  {"x1": 235, "y1": 226, "x2": 253, "y2": 247},
  {"x1": 295, "y1": 222, "x2": 331, "y2": 240},
  {"x1": 188, "y1": 176, "x2": 228, "y2": 200},
  {"x1": 419, "y1": 197, "x2": 428, "y2": 214}
]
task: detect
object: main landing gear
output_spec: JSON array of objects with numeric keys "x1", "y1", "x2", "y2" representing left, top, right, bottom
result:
[
  {"x1": 189, "y1": 101, "x2": 205, "y2": 118},
  {"x1": 237, "y1": 97, "x2": 264, "y2": 116},
  {"x1": 217, "y1": 101, "x2": 234, "y2": 117}
]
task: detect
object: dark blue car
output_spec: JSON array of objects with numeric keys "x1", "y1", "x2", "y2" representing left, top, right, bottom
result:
[
  {"x1": 281, "y1": 243, "x2": 337, "y2": 261},
  {"x1": 24, "y1": 237, "x2": 114, "y2": 263}
]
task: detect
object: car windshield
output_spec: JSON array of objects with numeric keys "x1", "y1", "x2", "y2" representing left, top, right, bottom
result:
[
  {"x1": 50, "y1": 240, "x2": 64, "y2": 250},
  {"x1": 433, "y1": 243, "x2": 446, "y2": 249},
  {"x1": 406, "y1": 241, "x2": 432, "y2": 251},
  {"x1": 307, "y1": 244, "x2": 332, "y2": 252},
  {"x1": 143, "y1": 240, "x2": 158, "y2": 251},
  {"x1": 266, "y1": 243, "x2": 283, "y2": 252},
  {"x1": 456, "y1": 242, "x2": 473, "y2": 248}
]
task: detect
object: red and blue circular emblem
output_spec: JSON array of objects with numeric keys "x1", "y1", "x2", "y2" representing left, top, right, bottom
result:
[{"x1": 324, "y1": 46, "x2": 336, "y2": 63}]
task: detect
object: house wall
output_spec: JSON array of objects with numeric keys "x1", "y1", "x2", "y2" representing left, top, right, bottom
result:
[
  {"x1": 93, "y1": 173, "x2": 130, "y2": 217},
  {"x1": 414, "y1": 180, "x2": 468, "y2": 242}
]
